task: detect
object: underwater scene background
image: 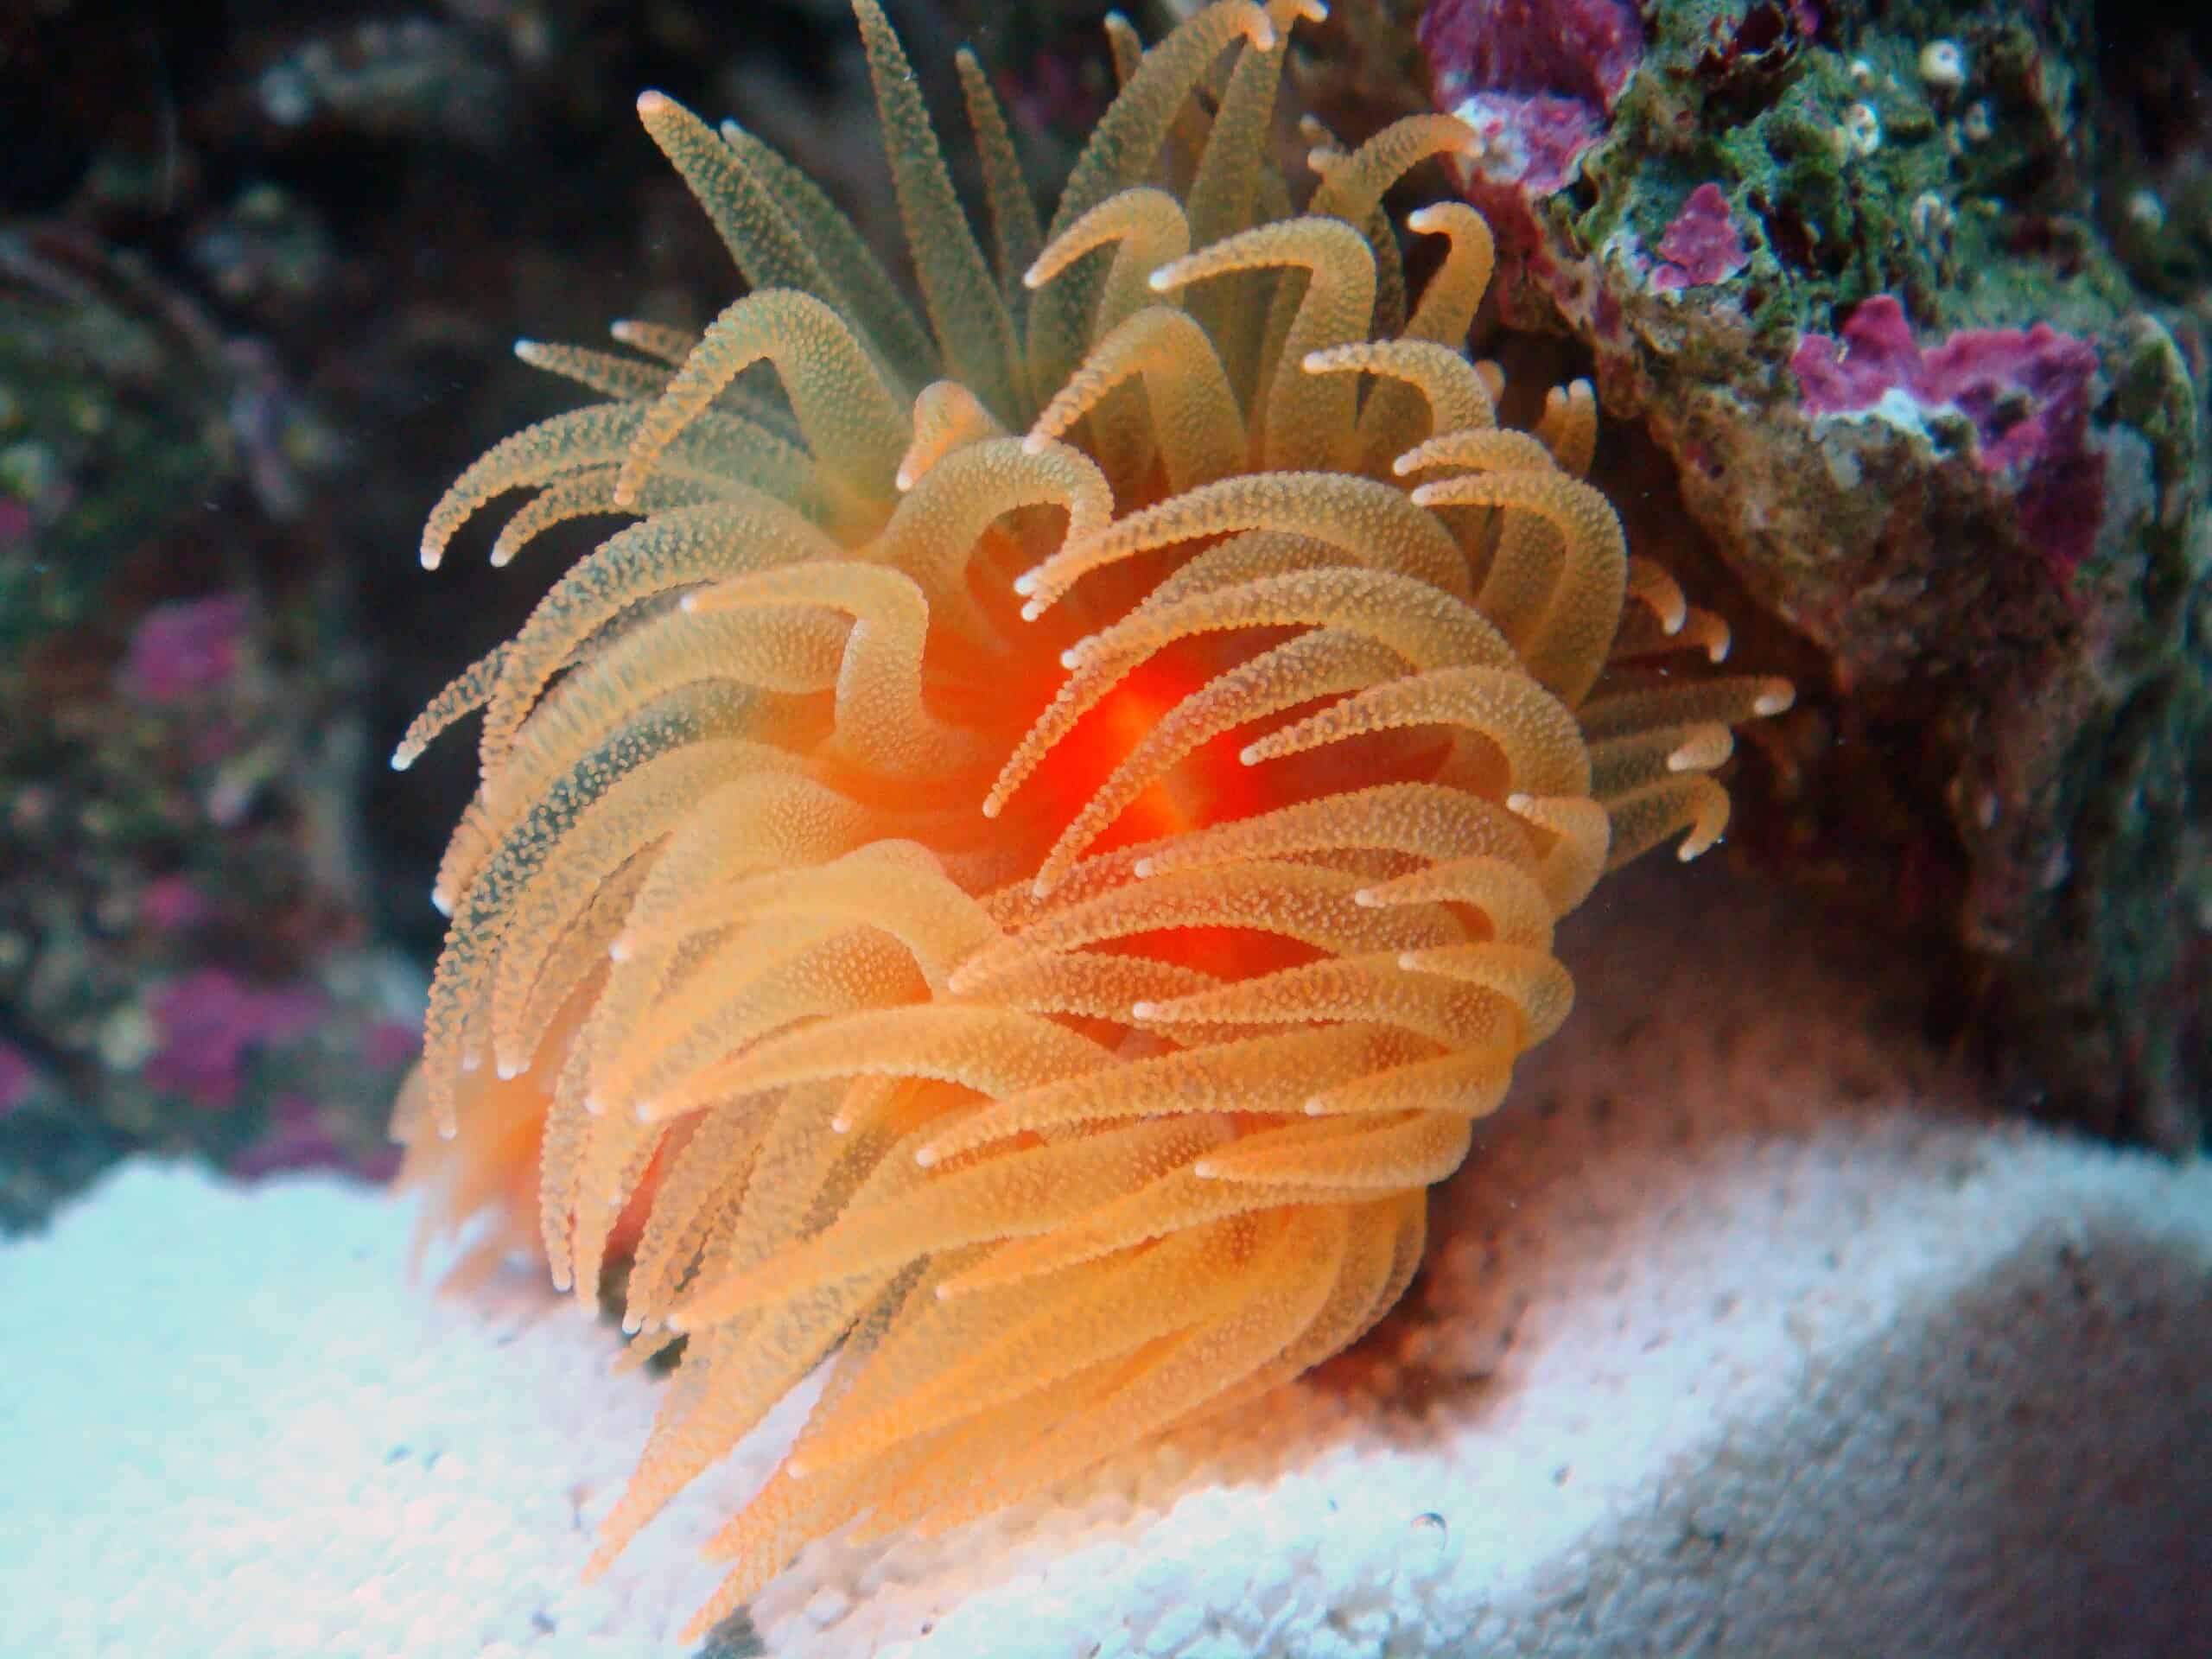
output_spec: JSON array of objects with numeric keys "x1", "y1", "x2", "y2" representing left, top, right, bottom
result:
[{"x1": 1, "y1": 2, "x2": 2207, "y2": 1656}]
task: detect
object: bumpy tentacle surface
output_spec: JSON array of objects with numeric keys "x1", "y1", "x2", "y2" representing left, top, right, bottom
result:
[{"x1": 393, "y1": 1, "x2": 1791, "y2": 1637}]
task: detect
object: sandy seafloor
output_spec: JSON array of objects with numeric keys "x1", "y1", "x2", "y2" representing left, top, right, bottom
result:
[{"x1": 4, "y1": 860, "x2": 2209, "y2": 1659}]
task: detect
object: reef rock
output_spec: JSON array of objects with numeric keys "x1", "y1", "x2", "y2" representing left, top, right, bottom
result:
[{"x1": 1421, "y1": 0, "x2": 2210, "y2": 1147}]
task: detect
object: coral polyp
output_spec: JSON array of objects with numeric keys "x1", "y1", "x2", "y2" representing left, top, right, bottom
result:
[{"x1": 391, "y1": 0, "x2": 1789, "y2": 1632}]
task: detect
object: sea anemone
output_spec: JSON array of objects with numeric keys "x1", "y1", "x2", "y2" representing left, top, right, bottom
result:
[{"x1": 391, "y1": 0, "x2": 1792, "y2": 1634}]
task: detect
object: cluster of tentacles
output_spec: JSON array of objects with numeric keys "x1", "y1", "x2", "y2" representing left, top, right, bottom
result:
[{"x1": 391, "y1": 0, "x2": 1790, "y2": 1634}]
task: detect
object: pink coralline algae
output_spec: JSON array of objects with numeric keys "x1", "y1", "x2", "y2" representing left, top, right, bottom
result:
[
  {"x1": 0, "y1": 1040, "x2": 36, "y2": 1118},
  {"x1": 1652, "y1": 185, "x2": 1750, "y2": 292},
  {"x1": 118, "y1": 594, "x2": 251, "y2": 705},
  {"x1": 144, "y1": 968, "x2": 326, "y2": 1110},
  {"x1": 1421, "y1": 0, "x2": 1645, "y2": 109},
  {"x1": 1791, "y1": 296, "x2": 2107, "y2": 575},
  {"x1": 140, "y1": 875, "x2": 213, "y2": 932},
  {"x1": 1420, "y1": 0, "x2": 1646, "y2": 251}
]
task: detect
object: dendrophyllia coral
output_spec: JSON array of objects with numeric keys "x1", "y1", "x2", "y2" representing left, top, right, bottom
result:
[{"x1": 391, "y1": 0, "x2": 1791, "y2": 1634}]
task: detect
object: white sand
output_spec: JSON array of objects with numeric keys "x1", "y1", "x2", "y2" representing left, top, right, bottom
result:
[{"x1": 5, "y1": 863, "x2": 2208, "y2": 1658}]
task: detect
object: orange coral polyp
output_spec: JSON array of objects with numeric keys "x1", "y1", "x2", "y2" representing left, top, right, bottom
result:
[{"x1": 391, "y1": 0, "x2": 1791, "y2": 1636}]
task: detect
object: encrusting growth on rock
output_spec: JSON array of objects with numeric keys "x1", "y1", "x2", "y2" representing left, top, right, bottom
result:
[{"x1": 389, "y1": 0, "x2": 1791, "y2": 1635}]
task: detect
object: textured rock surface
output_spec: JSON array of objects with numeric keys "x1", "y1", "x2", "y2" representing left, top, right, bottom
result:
[
  {"x1": 1421, "y1": 0, "x2": 2212, "y2": 1147},
  {"x1": 8, "y1": 864, "x2": 2208, "y2": 1658}
]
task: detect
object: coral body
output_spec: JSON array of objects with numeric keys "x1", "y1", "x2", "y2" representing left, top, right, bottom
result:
[
  {"x1": 395, "y1": 0, "x2": 1788, "y2": 1630},
  {"x1": 1419, "y1": 0, "x2": 2210, "y2": 1146}
]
